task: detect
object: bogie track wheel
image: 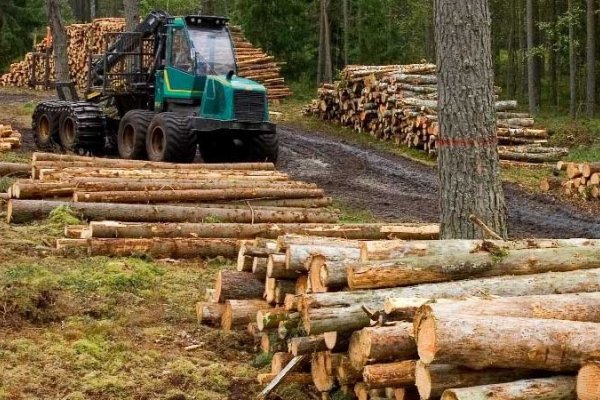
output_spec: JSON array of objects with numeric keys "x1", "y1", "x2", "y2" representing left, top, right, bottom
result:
[
  {"x1": 117, "y1": 110, "x2": 155, "y2": 159},
  {"x1": 32, "y1": 101, "x2": 64, "y2": 150},
  {"x1": 243, "y1": 132, "x2": 279, "y2": 163},
  {"x1": 146, "y1": 113, "x2": 197, "y2": 163}
]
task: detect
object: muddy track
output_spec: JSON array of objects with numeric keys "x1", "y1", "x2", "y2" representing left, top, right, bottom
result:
[{"x1": 278, "y1": 124, "x2": 600, "y2": 239}]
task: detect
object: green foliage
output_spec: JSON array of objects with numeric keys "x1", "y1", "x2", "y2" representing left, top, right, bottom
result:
[
  {"x1": 48, "y1": 205, "x2": 81, "y2": 226},
  {"x1": 251, "y1": 352, "x2": 272, "y2": 369},
  {"x1": 0, "y1": 0, "x2": 46, "y2": 72}
]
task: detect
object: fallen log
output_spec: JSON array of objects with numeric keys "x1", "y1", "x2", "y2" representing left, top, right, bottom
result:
[
  {"x1": 288, "y1": 335, "x2": 327, "y2": 356},
  {"x1": 286, "y1": 242, "x2": 360, "y2": 271},
  {"x1": 60, "y1": 238, "x2": 239, "y2": 258},
  {"x1": 6, "y1": 200, "x2": 339, "y2": 224},
  {"x1": 441, "y1": 377, "x2": 576, "y2": 400},
  {"x1": 73, "y1": 187, "x2": 326, "y2": 203},
  {"x1": 221, "y1": 299, "x2": 268, "y2": 330},
  {"x1": 301, "y1": 268, "x2": 600, "y2": 335},
  {"x1": 83, "y1": 222, "x2": 424, "y2": 239},
  {"x1": 196, "y1": 302, "x2": 226, "y2": 326},
  {"x1": 417, "y1": 313, "x2": 600, "y2": 371},
  {"x1": 413, "y1": 293, "x2": 600, "y2": 329},
  {"x1": 363, "y1": 360, "x2": 416, "y2": 389},
  {"x1": 414, "y1": 361, "x2": 542, "y2": 400},
  {"x1": 0, "y1": 162, "x2": 30, "y2": 178},
  {"x1": 348, "y1": 247, "x2": 600, "y2": 290},
  {"x1": 577, "y1": 363, "x2": 600, "y2": 400},
  {"x1": 348, "y1": 322, "x2": 416, "y2": 370},
  {"x1": 215, "y1": 271, "x2": 265, "y2": 303}
]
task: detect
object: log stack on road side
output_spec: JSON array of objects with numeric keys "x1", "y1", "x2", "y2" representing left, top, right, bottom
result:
[
  {"x1": 0, "y1": 125, "x2": 22, "y2": 152},
  {"x1": 198, "y1": 234, "x2": 600, "y2": 398},
  {"x1": 0, "y1": 19, "x2": 290, "y2": 101},
  {"x1": 304, "y1": 64, "x2": 568, "y2": 165},
  {"x1": 540, "y1": 161, "x2": 600, "y2": 201}
]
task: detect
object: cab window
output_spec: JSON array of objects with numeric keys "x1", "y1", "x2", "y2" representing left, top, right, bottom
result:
[{"x1": 171, "y1": 28, "x2": 193, "y2": 72}]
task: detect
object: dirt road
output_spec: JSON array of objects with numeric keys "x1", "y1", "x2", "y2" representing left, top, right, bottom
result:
[{"x1": 278, "y1": 124, "x2": 600, "y2": 239}]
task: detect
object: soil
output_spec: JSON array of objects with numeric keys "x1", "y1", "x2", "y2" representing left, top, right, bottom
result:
[{"x1": 278, "y1": 124, "x2": 600, "y2": 239}]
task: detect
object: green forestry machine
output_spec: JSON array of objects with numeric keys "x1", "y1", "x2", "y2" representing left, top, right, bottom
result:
[{"x1": 32, "y1": 11, "x2": 278, "y2": 163}]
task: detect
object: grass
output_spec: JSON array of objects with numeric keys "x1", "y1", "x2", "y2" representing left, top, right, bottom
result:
[
  {"x1": 536, "y1": 113, "x2": 600, "y2": 162},
  {"x1": 0, "y1": 215, "x2": 312, "y2": 399}
]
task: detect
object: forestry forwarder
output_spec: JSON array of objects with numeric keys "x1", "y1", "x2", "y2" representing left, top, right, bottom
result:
[{"x1": 32, "y1": 11, "x2": 278, "y2": 163}]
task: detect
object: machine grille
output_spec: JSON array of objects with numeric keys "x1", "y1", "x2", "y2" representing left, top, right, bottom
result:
[{"x1": 234, "y1": 91, "x2": 266, "y2": 122}]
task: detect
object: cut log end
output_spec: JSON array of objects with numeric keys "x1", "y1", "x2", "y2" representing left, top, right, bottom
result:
[
  {"x1": 578, "y1": 363, "x2": 600, "y2": 400},
  {"x1": 416, "y1": 316, "x2": 436, "y2": 364}
]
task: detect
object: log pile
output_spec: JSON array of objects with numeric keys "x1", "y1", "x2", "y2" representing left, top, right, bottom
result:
[
  {"x1": 0, "y1": 19, "x2": 291, "y2": 100},
  {"x1": 0, "y1": 125, "x2": 21, "y2": 152},
  {"x1": 304, "y1": 64, "x2": 568, "y2": 164},
  {"x1": 197, "y1": 234, "x2": 600, "y2": 398},
  {"x1": 540, "y1": 161, "x2": 600, "y2": 200}
]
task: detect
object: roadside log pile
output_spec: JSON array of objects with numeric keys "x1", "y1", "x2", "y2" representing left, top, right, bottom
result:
[
  {"x1": 0, "y1": 19, "x2": 291, "y2": 100},
  {"x1": 0, "y1": 124, "x2": 21, "y2": 152},
  {"x1": 540, "y1": 161, "x2": 600, "y2": 200},
  {"x1": 197, "y1": 234, "x2": 600, "y2": 398},
  {"x1": 304, "y1": 64, "x2": 568, "y2": 164}
]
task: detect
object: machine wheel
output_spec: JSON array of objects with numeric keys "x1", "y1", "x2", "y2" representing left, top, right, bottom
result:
[
  {"x1": 243, "y1": 132, "x2": 279, "y2": 163},
  {"x1": 146, "y1": 113, "x2": 197, "y2": 163},
  {"x1": 32, "y1": 101, "x2": 67, "y2": 150},
  {"x1": 58, "y1": 102, "x2": 105, "y2": 153},
  {"x1": 117, "y1": 110, "x2": 155, "y2": 159}
]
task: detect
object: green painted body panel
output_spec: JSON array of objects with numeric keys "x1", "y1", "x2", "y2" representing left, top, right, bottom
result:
[{"x1": 153, "y1": 16, "x2": 270, "y2": 123}]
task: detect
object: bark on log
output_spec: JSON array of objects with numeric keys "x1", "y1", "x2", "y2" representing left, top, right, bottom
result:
[
  {"x1": 417, "y1": 313, "x2": 600, "y2": 371},
  {"x1": 348, "y1": 247, "x2": 600, "y2": 290},
  {"x1": 81, "y1": 238, "x2": 240, "y2": 258},
  {"x1": 363, "y1": 360, "x2": 416, "y2": 389},
  {"x1": 415, "y1": 361, "x2": 542, "y2": 400},
  {"x1": 256, "y1": 308, "x2": 288, "y2": 331},
  {"x1": 221, "y1": 299, "x2": 268, "y2": 330},
  {"x1": 413, "y1": 293, "x2": 600, "y2": 330},
  {"x1": 441, "y1": 377, "x2": 576, "y2": 400},
  {"x1": 359, "y1": 238, "x2": 600, "y2": 262},
  {"x1": 336, "y1": 355, "x2": 363, "y2": 385},
  {"x1": 196, "y1": 302, "x2": 226, "y2": 326},
  {"x1": 73, "y1": 188, "x2": 325, "y2": 203},
  {"x1": 301, "y1": 268, "x2": 600, "y2": 335},
  {"x1": 6, "y1": 200, "x2": 339, "y2": 224},
  {"x1": 348, "y1": 323, "x2": 417, "y2": 370},
  {"x1": 577, "y1": 363, "x2": 600, "y2": 400},
  {"x1": 0, "y1": 162, "x2": 30, "y2": 178},
  {"x1": 215, "y1": 271, "x2": 265, "y2": 303},
  {"x1": 252, "y1": 257, "x2": 268, "y2": 279},
  {"x1": 286, "y1": 242, "x2": 360, "y2": 271},
  {"x1": 268, "y1": 253, "x2": 300, "y2": 279},
  {"x1": 289, "y1": 335, "x2": 327, "y2": 356}
]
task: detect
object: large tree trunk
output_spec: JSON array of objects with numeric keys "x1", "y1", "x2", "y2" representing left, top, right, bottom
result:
[
  {"x1": 526, "y1": 0, "x2": 540, "y2": 114},
  {"x1": 347, "y1": 247, "x2": 600, "y2": 290},
  {"x1": 569, "y1": 0, "x2": 578, "y2": 118},
  {"x1": 415, "y1": 361, "x2": 541, "y2": 400},
  {"x1": 586, "y1": 0, "x2": 596, "y2": 117},
  {"x1": 301, "y1": 268, "x2": 600, "y2": 335},
  {"x1": 343, "y1": 0, "x2": 349, "y2": 66},
  {"x1": 417, "y1": 313, "x2": 600, "y2": 371},
  {"x1": 123, "y1": 0, "x2": 140, "y2": 31},
  {"x1": 442, "y1": 377, "x2": 576, "y2": 400},
  {"x1": 6, "y1": 200, "x2": 338, "y2": 224},
  {"x1": 435, "y1": 0, "x2": 508, "y2": 239},
  {"x1": 45, "y1": 0, "x2": 70, "y2": 82}
]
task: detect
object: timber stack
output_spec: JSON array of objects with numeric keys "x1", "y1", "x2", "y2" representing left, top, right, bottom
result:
[
  {"x1": 0, "y1": 19, "x2": 290, "y2": 100},
  {"x1": 0, "y1": 124, "x2": 21, "y2": 152},
  {"x1": 197, "y1": 233, "x2": 600, "y2": 398},
  {"x1": 540, "y1": 160, "x2": 600, "y2": 200},
  {"x1": 304, "y1": 64, "x2": 568, "y2": 164}
]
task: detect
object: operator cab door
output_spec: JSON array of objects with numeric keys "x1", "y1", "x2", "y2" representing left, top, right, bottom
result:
[{"x1": 160, "y1": 26, "x2": 204, "y2": 110}]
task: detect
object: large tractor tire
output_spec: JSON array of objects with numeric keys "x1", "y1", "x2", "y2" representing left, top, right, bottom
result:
[
  {"x1": 58, "y1": 102, "x2": 105, "y2": 153},
  {"x1": 146, "y1": 113, "x2": 197, "y2": 163},
  {"x1": 32, "y1": 101, "x2": 67, "y2": 150},
  {"x1": 117, "y1": 110, "x2": 154, "y2": 159},
  {"x1": 243, "y1": 132, "x2": 279, "y2": 163}
]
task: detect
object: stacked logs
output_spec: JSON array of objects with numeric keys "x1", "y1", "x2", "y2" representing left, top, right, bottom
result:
[
  {"x1": 540, "y1": 160, "x2": 600, "y2": 200},
  {"x1": 304, "y1": 64, "x2": 567, "y2": 164},
  {"x1": 198, "y1": 234, "x2": 600, "y2": 398},
  {"x1": 0, "y1": 125, "x2": 21, "y2": 152},
  {"x1": 0, "y1": 19, "x2": 291, "y2": 100},
  {"x1": 229, "y1": 26, "x2": 292, "y2": 100}
]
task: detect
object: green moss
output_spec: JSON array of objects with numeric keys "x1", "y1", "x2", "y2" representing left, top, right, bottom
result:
[{"x1": 251, "y1": 352, "x2": 272, "y2": 369}]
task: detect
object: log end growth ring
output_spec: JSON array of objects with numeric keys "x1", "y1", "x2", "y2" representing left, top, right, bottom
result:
[{"x1": 577, "y1": 363, "x2": 600, "y2": 400}]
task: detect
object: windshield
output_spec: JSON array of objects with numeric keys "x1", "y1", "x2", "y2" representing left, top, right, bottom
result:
[{"x1": 188, "y1": 27, "x2": 236, "y2": 76}]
